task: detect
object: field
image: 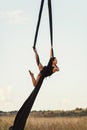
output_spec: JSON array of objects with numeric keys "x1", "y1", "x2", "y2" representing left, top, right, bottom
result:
[{"x1": 0, "y1": 116, "x2": 87, "y2": 130}]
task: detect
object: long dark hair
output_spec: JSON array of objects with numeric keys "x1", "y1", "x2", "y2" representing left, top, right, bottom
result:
[
  {"x1": 47, "y1": 57, "x2": 56, "y2": 69},
  {"x1": 9, "y1": 126, "x2": 13, "y2": 130},
  {"x1": 40, "y1": 57, "x2": 56, "y2": 77}
]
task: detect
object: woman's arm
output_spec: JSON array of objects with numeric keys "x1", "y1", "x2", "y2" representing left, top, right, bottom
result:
[
  {"x1": 50, "y1": 47, "x2": 53, "y2": 58},
  {"x1": 53, "y1": 65, "x2": 59, "y2": 73}
]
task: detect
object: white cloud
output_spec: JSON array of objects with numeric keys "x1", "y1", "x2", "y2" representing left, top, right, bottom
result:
[
  {"x1": 0, "y1": 86, "x2": 13, "y2": 111},
  {"x1": 0, "y1": 10, "x2": 30, "y2": 24},
  {"x1": 0, "y1": 85, "x2": 13, "y2": 103}
]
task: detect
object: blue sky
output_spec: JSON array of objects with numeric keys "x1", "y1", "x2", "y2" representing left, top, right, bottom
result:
[{"x1": 0, "y1": 0, "x2": 87, "y2": 111}]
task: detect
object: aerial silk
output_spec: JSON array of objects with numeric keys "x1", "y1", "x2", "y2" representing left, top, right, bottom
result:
[
  {"x1": 33, "y1": 0, "x2": 44, "y2": 49},
  {"x1": 33, "y1": 0, "x2": 54, "y2": 57},
  {"x1": 12, "y1": 76, "x2": 44, "y2": 130},
  {"x1": 9, "y1": 0, "x2": 54, "y2": 130}
]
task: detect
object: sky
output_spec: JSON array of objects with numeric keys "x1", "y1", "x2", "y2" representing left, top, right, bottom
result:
[{"x1": 0, "y1": 0, "x2": 87, "y2": 111}]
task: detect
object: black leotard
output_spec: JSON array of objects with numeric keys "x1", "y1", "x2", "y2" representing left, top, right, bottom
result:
[{"x1": 40, "y1": 66, "x2": 54, "y2": 77}]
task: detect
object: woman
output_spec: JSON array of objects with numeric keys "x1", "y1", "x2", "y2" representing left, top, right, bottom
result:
[
  {"x1": 9, "y1": 48, "x2": 59, "y2": 130},
  {"x1": 29, "y1": 47, "x2": 59, "y2": 87}
]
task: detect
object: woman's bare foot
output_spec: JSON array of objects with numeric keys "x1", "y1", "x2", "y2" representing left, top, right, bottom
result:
[
  {"x1": 29, "y1": 70, "x2": 36, "y2": 87},
  {"x1": 29, "y1": 70, "x2": 34, "y2": 77}
]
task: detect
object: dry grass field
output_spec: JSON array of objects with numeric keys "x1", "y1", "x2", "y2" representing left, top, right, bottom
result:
[{"x1": 0, "y1": 116, "x2": 87, "y2": 130}]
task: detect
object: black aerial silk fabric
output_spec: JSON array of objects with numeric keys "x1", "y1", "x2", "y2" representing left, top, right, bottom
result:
[
  {"x1": 48, "y1": 0, "x2": 54, "y2": 57},
  {"x1": 33, "y1": 0, "x2": 44, "y2": 49},
  {"x1": 9, "y1": 0, "x2": 54, "y2": 129},
  {"x1": 33, "y1": 0, "x2": 54, "y2": 57},
  {"x1": 11, "y1": 76, "x2": 44, "y2": 130}
]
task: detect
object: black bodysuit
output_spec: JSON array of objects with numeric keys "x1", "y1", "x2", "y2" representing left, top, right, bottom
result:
[{"x1": 40, "y1": 66, "x2": 54, "y2": 77}]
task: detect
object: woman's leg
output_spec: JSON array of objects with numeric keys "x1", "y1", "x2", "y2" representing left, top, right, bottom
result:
[
  {"x1": 33, "y1": 48, "x2": 43, "y2": 71},
  {"x1": 29, "y1": 70, "x2": 41, "y2": 87}
]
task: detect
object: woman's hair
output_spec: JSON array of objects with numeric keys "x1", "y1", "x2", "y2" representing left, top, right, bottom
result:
[
  {"x1": 9, "y1": 126, "x2": 13, "y2": 130},
  {"x1": 40, "y1": 57, "x2": 56, "y2": 77},
  {"x1": 47, "y1": 57, "x2": 56, "y2": 68}
]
